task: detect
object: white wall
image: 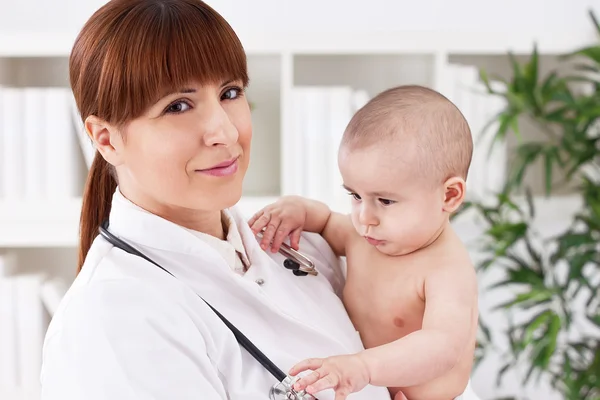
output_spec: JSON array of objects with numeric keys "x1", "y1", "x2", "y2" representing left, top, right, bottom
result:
[{"x1": 1, "y1": 0, "x2": 599, "y2": 49}]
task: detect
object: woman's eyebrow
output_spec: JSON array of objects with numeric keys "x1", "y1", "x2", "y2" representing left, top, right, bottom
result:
[
  {"x1": 166, "y1": 87, "x2": 197, "y2": 97},
  {"x1": 158, "y1": 78, "x2": 240, "y2": 102}
]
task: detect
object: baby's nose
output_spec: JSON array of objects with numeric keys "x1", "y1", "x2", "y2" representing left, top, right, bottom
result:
[{"x1": 358, "y1": 208, "x2": 379, "y2": 226}]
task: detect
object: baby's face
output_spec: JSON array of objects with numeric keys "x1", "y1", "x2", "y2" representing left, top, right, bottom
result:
[{"x1": 339, "y1": 144, "x2": 447, "y2": 256}]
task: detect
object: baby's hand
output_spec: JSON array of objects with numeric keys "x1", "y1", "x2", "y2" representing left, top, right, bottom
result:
[
  {"x1": 289, "y1": 354, "x2": 371, "y2": 400},
  {"x1": 248, "y1": 196, "x2": 307, "y2": 252}
]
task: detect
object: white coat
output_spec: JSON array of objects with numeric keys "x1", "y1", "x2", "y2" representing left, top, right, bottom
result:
[{"x1": 40, "y1": 191, "x2": 392, "y2": 400}]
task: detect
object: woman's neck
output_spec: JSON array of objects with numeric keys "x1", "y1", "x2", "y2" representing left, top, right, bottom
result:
[{"x1": 119, "y1": 187, "x2": 225, "y2": 239}]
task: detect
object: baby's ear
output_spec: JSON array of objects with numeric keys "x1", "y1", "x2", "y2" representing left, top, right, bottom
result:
[{"x1": 442, "y1": 176, "x2": 466, "y2": 213}]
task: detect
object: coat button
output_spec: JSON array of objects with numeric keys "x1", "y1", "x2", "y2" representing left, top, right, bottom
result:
[{"x1": 255, "y1": 278, "x2": 265, "y2": 286}]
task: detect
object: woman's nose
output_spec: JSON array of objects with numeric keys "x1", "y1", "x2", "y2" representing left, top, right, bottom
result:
[{"x1": 202, "y1": 102, "x2": 239, "y2": 147}]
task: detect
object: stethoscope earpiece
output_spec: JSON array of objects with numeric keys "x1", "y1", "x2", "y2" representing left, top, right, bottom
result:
[
  {"x1": 255, "y1": 231, "x2": 318, "y2": 276},
  {"x1": 284, "y1": 258, "x2": 308, "y2": 275},
  {"x1": 283, "y1": 258, "x2": 300, "y2": 270}
]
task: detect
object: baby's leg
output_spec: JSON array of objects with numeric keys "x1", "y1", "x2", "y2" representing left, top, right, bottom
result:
[{"x1": 393, "y1": 391, "x2": 408, "y2": 400}]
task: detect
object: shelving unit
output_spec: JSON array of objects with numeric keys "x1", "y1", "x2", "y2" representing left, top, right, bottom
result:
[
  {"x1": 0, "y1": 30, "x2": 584, "y2": 256},
  {"x1": 0, "y1": 27, "x2": 592, "y2": 400}
]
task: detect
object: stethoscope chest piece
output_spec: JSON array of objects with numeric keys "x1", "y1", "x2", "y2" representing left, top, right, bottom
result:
[{"x1": 269, "y1": 375, "x2": 317, "y2": 400}]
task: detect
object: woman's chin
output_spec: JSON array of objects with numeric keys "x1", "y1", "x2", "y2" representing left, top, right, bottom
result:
[{"x1": 219, "y1": 186, "x2": 243, "y2": 210}]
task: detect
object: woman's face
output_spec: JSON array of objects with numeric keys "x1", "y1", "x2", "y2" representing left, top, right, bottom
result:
[{"x1": 90, "y1": 79, "x2": 252, "y2": 218}]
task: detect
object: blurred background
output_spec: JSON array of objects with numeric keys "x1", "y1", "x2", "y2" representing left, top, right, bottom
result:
[{"x1": 0, "y1": 0, "x2": 599, "y2": 399}]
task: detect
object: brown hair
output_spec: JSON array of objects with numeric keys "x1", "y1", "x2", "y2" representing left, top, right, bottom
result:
[
  {"x1": 341, "y1": 85, "x2": 473, "y2": 184},
  {"x1": 73, "y1": 0, "x2": 249, "y2": 271}
]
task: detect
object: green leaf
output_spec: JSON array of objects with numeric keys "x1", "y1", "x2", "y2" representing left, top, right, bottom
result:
[
  {"x1": 556, "y1": 233, "x2": 597, "y2": 258},
  {"x1": 510, "y1": 143, "x2": 544, "y2": 188},
  {"x1": 586, "y1": 311, "x2": 600, "y2": 328},
  {"x1": 590, "y1": 8, "x2": 600, "y2": 36},
  {"x1": 545, "y1": 314, "x2": 561, "y2": 363},
  {"x1": 479, "y1": 68, "x2": 493, "y2": 92},
  {"x1": 564, "y1": 250, "x2": 596, "y2": 281},
  {"x1": 539, "y1": 72, "x2": 562, "y2": 104},
  {"x1": 477, "y1": 257, "x2": 496, "y2": 271},
  {"x1": 570, "y1": 46, "x2": 600, "y2": 64},
  {"x1": 523, "y1": 309, "x2": 552, "y2": 345},
  {"x1": 493, "y1": 289, "x2": 554, "y2": 311},
  {"x1": 543, "y1": 149, "x2": 555, "y2": 196},
  {"x1": 496, "y1": 112, "x2": 519, "y2": 142}
]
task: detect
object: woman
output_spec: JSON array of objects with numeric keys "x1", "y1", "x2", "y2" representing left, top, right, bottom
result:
[{"x1": 40, "y1": 1, "x2": 391, "y2": 399}]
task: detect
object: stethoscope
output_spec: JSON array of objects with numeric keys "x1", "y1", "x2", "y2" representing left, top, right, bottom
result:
[
  {"x1": 98, "y1": 221, "x2": 318, "y2": 399},
  {"x1": 254, "y1": 230, "x2": 318, "y2": 276}
]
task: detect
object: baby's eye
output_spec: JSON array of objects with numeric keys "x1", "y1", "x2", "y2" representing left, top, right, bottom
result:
[
  {"x1": 379, "y1": 198, "x2": 395, "y2": 206},
  {"x1": 348, "y1": 192, "x2": 361, "y2": 201},
  {"x1": 221, "y1": 87, "x2": 243, "y2": 100},
  {"x1": 166, "y1": 100, "x2": 191, "y2": 114}
]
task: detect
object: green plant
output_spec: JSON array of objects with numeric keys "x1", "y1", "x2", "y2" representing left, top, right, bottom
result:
[{"x1": 461, "y1": 10, "x2": 600, "y2": 400}]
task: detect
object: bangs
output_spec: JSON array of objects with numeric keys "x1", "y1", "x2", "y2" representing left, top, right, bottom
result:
[{"x1": 90, "y1": 0, "x2": 248, "y2": 125}]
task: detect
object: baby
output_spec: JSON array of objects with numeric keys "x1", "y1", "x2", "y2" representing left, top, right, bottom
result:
[{"x1": 249, "y1": 85, "x2": 479, "y2": 400}]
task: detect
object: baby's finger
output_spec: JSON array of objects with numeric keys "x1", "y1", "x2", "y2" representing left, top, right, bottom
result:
[
  {"x1": 289, "y1": 358, "x2": 324, "y2": 377},
  {"x1": 249, "y1": 212, "x2": 271, "y2": 235},
  {"x1": 260, "y1": 218, "x2": 279, "y2": 250},
  {"x1": 307, "y1": 374, "x2": 339, "y2": 395},
  {"x1": 247, "y1": 209, "x2": 264, "y2": 227},
  {"x1": 393, "y1": 391, "x2": 409, "y2": 400},
  {"x1": 270, "y1": 224, "x2": 293, "y2": 253},
  {"x1": 293, "y1": 368, "x2": 326, "y2": 391},
  {"x1": 290, "y1": 228, "x2": 302, "y2": 250}
]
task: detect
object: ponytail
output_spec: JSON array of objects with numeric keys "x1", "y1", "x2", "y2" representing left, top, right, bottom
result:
[{"x1": 78, "y1": 152, "x2": 117, "y2": 272}]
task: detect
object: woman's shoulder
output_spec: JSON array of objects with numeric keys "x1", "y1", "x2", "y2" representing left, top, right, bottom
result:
[
  {"x1": 45, "y1": 237, "x2": 202, "y2": 346},
  {"x1": 41, "y1": 241, "x2": 229, "y2": 399}
]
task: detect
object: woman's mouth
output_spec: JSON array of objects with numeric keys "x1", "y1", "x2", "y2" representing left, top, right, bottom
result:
[{"x1": 197, "y1": 157, "x2": 239, "y2": 177}]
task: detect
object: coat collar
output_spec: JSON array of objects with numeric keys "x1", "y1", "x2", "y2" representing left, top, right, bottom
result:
[{"x1": 107, "y1": 188, "x2": 262, "y2": 264}]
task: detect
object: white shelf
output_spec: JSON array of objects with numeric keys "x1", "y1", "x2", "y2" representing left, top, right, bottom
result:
[
  {"x1": 0, "y1": 32, "x2": 78, "y2": 57},
  {"x1": 0, "y1": 386, "x2": 39, "y2": 400},
  {"x1": 0, "y1": 198, "x2": 81, "y2": 247},
  {"x1": 0, "y1": 30, "x2": 593, "y2": 58},
  {"x1": 0, "y1": 196, "x2": 279, "y2": 248}
]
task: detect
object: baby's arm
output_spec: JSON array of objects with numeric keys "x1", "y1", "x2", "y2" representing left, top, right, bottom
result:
[
  {"x1": 248, "y1": 195, "x2": 355, "y2": 257},
  {"x1": 290, "y1": 261, "x2": 477, "y2": 397}
]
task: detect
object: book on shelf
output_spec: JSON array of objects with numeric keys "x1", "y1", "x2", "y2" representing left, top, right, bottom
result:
[
  {"x1": 285, "y1": 86, "x2": 369, "y2": 213},
  {"x1": 0, "y1": 86, "x2": 89, "y2": 204},
  {"x1": 0, "y1": 252, "x2": 49, "y2": 394}
]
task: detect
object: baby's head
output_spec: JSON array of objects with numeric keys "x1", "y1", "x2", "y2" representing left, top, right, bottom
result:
[{"x1": 338, "y1": 85, "x2": 472, "y2": 256}]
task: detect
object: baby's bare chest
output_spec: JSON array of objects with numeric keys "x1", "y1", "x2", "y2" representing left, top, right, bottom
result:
[{"x1": 342, "y1": 245, "x2": 429, "y2": 348}]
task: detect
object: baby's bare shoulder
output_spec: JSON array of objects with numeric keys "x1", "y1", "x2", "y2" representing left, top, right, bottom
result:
[{"x1": 423, "y1": 236, "x2": 476, "y2": 291}]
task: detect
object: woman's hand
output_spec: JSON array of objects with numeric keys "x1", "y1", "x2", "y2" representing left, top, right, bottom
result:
[
  {"x1": 248, "y1": 196, "x2": 308, "y2": 252},
  {"x1": 288, "y1": 354, "x2": 372, "y2": 400}
]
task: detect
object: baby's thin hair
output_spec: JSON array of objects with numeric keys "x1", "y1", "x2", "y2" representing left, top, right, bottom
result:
[{"x1": 341, "y1": 85, "x2": 473, "y2": 184}]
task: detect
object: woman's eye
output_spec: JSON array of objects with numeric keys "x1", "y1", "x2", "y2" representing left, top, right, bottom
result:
[
  {"x1": 166, "y1": 100, "x2": 191, "y2": 114},
  {"x1": 222, "y1": 87, "x2": 242, "y2": 100},
  {"x1": 379, "y1": 198, "x2": 395, "y2": 206}
]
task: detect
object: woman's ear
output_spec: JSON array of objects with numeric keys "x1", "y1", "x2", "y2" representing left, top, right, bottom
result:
[
  {"x1": 85, "y1": 115, "x2": 125, "y2": 167},
  {"x1": 442, "y1": 176, "x2": 466, "y2": 213}
]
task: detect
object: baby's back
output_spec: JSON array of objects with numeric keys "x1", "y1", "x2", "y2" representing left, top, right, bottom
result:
[{"x1": 343, "y1": 227, "x2": 478, "y2": 400}]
